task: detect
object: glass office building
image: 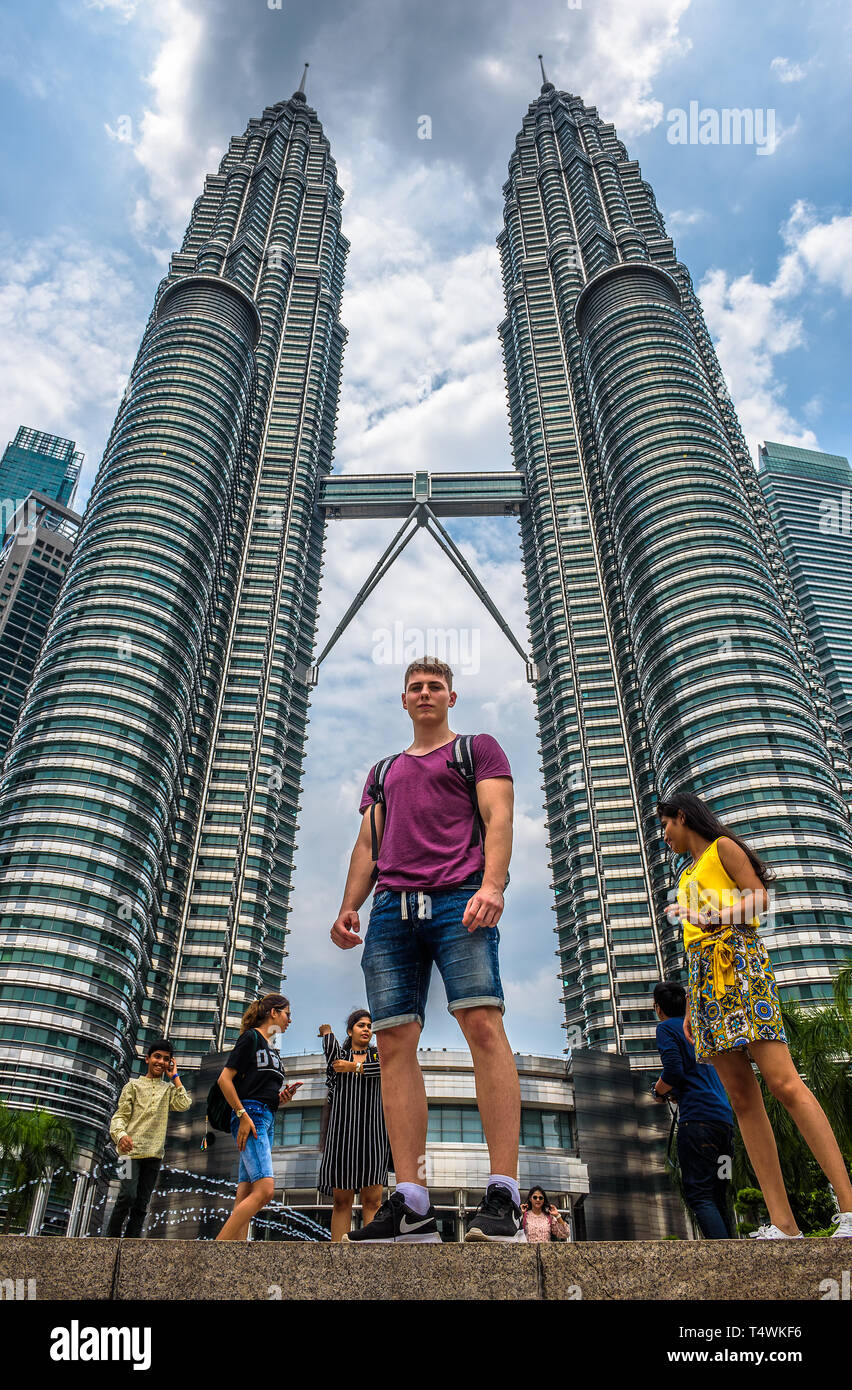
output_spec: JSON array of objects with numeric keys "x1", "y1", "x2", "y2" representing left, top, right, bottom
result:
[
  {"x1": 0, "y1": 493, "x2": 82, "y2": 759},
  {"x1": 0, "y1": 80, "x2": 348, "y2": 1161},
  {"x1": 0, "y1": 427, "x2": 81, "y2": 510},
  {"x1": 2, "y1": 70, "x2": 852, "y2": 1188},
  {"x1": 758, "y1": 441, "x2": 852, "y2": 759},
  {"x1": 498, "y1": 79, "x2": 852, "y2": 1061}
]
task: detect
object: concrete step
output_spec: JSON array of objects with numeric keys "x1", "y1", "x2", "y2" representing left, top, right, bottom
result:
[{"x1": 1, "y1": 1235, "x2": 849, "y2": 1301}]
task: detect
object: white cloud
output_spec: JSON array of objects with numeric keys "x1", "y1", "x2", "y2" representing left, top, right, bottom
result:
[
  {"x1": 129, "y1": 0, "x2": 221, "y2": 242},
  {"x1": 770, "y1": 56, "x2": 809, "y2": 83},
  {"x1": 0, "y1": 234, "x2": 145, "y2": 499},
  {"x1": 666, "y1": 208, "x2": 705, "y2": 231},
  {"x1": 698, "y1": 202, "x2": 852, "y2": 454},
  {"x1": 784, "y1": 200, "x2": 852, "y2": 297},
  {"x1": 502, "y1": 965, "x2": 564, "y2": 1026}
]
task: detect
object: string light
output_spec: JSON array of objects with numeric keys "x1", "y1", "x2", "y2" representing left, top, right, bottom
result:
[{"x1": 2, "y1": 1161, "x2": 330, "y2": 1240}]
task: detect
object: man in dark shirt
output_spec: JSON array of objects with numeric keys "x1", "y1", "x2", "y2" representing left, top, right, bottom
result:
[{"x1": 653, "y1": 981, "x2": 735, "y2": 1239}]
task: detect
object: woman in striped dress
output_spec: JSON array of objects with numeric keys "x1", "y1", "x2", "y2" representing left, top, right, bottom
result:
[{"x1": 317, "y1": 1009, "x2": 392, "y2": 1241}]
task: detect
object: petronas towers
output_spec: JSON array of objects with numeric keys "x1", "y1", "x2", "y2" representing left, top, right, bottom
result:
[
  {"x1": 0, "y1": 80, "x2": 347, "y2": 1159},
  {"x1": 1, "y1": 72, "x2": 850, "y2": 1166}
]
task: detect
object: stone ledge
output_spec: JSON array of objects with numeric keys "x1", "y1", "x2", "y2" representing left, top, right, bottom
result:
[{"x1": 0, "y1": 1237, "x2": 846, "y2": 1301}]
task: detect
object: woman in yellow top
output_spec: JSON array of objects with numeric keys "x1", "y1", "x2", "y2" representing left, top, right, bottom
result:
[{"x1": 658, "y1": 791, "x2": 852, "y2": 1240}]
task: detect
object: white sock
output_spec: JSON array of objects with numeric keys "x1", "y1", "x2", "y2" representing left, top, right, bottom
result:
[
  {"x1": 488, "y1": 1173, "x2": 520, "y2": 1206},
  {"x1": 396, "y1": 1182, "x2": 430, "y2": 1215}
]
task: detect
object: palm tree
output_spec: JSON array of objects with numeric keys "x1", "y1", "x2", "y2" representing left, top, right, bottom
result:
[{"x1": 0, "y1": 1102, "x2": 77, "y2": 1234}]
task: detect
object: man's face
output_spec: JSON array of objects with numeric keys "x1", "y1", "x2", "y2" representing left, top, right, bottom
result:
[
  {"x1": 147, "y1": 1049, "x2": 171, "y2": 1078},
  {"x1": 402, "y1": 671, "x2": 456, "y2": 724}
]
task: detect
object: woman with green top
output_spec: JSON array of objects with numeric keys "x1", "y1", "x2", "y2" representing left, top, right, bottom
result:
[{"x1": 659, "y1": 791, "x2": 852, "y2": 1239}]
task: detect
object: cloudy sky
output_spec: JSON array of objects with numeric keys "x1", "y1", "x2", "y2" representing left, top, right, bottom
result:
[{"x1": 1, "y1": 0, "x2": 850, "y2": 1059}]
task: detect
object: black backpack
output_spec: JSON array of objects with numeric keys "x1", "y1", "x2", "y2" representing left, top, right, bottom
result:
[
  {"x1": 366, "y1": 733, "x2": 487, "y2": 882},
  {"x1": 205, "y1": 1031, "x2": 260, "y2": 1133}
]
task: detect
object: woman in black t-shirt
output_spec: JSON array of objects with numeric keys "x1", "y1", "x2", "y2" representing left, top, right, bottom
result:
[{"x1": 215, "y1": 993, "x2": 302, "y2": 1241}]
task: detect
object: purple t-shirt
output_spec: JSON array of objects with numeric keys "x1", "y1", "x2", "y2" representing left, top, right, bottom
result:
[{"x1": 358, "y1": 734, "x2": 512, "y2": 892}]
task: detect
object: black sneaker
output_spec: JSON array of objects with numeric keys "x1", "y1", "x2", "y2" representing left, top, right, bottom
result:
[
  {"x1": 342, "y1": 1190, "x2": 441, "y2": 1244},
  {"x1": 464, "y1": 1185, "x2": 527, "y2": 1243}
]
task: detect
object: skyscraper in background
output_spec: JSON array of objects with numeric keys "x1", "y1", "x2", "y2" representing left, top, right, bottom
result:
[
  {"x1": 0, "y1": 427, "x2": 82, "y2": 510},
  {"x1": 2, "y1": 64, "x2": 851, "y2": 1192},
  {"x1": 0, "y1": 76, "x2": 348, "y2": 1161},
  {"x1": 758, "y1": 441, "x2": 852, "y2": 758},
  {"x1": 498, "y1": 75, "x2": 852, "y2": 1064},
  {"x1": 0, "y1": 492, "x2": 81, "y2": 759}
]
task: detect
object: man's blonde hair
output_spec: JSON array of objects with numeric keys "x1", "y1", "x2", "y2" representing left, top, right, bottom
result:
[{"x1": 403, "y1": 656, "x2": 454, "y2": 691}]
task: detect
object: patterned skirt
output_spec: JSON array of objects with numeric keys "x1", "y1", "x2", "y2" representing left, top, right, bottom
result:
[{"x1": 686, "y1": 926, "x2": 786, "y2": 1063}]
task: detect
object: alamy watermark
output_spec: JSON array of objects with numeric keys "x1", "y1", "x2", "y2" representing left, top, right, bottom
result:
[
  {"x1": 372, "y1": 622, "x2": 481, "y2": 676},
  {"x1": 818, "y1": 491, "x2": 851, "y2": 536},
  {"x1": 0, "y1": 497, "x2": 37, "y2": 548},
  {"x1": 820, "y1": 1271, "x2": 850, "y2": 1300},
  {"x1": 1, "y1": 1277, "x2": 36, "y2": 1300},
  {"x1": 50, "y1": 1320, "x2": 151, "y2": 1370},
  {"x1": 667, "y1": 103, "x2": 776, "y2": 156}
]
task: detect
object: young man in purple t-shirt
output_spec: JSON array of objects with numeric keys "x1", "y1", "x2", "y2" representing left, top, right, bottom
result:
[{"x1": 330, "y1": 657, "x2": 524, "y2": 1243}]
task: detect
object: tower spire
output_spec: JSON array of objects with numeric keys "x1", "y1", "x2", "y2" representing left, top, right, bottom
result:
[
  {"x1": 291, "y1": 61, "x2": 309, "y2": 103},
  {"x1": 538, "y1": 53, "x2": 554, "y2": 93}
]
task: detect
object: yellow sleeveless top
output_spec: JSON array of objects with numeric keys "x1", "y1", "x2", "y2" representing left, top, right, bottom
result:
[{"x1": 677, "y1": 838, "x2": 760, "y2": 949}]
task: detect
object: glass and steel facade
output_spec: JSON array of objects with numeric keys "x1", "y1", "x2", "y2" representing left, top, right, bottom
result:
[
  {"x1": 0, "y1": 86, "x2": 348, "y2": 1161},
  {"x1": 0, "y1": 427, "x2": 82, "y2": 510},
  {"x1": 0, "y1": 494, "x2": 81, "y2": 759},
  {"x1": 758, "y1": 441, "x2": 852, "y2": 759},
  {"x1": 498, "y1": 82, "x2": 852, "y2": 1063}
]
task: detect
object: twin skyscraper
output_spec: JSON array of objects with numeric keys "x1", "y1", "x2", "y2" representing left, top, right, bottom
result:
[{"x1": 1, "y1": 74, "x2": 850, "y2": 1172}]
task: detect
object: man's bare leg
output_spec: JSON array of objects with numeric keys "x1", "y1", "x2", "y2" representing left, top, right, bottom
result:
[
  {"x1": 454, "y1": 1005, "x2": 520, "y2": 1175},
  {"x1": 375, "y1": 1020, "x2": 427, "y2": 1184}
]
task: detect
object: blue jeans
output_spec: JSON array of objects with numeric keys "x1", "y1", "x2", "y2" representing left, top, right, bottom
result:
[
  {"x1": 230, "y1": 1100, "x2": 275, "y2": 1184},
  {"x1": 677, "y1": 1120, "x2": 735, "y2": 1239},
  {"x1": 361, "y1": 882, "x2": 504, "y2": 1030}
]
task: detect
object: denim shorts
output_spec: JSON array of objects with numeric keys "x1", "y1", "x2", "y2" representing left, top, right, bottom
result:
[
  {"x1": 361, "y1": 882, "x2": 504, "y2": 1030},
  {"x1": 230, "y1": 1099, "x2": 275, "y2": 1184}
]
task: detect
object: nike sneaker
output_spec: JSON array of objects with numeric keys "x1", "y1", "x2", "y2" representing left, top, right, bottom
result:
[
  {"x1": 342, "y1": 1190, "x2": 441, "y2": 1244},
  {"x1": 464, "y1": 1184, "x2": 527, "y2": 1243},
  {"x1": 830, "y1": 1211, "x2": 852, "y2": 1237}
]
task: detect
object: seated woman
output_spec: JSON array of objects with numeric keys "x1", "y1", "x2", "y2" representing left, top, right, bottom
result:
[{"x1": 520, "y1": 1186, "x2": 569, "y2": 1243}]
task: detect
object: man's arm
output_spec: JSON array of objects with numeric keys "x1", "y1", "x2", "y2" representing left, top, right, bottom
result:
[
  {"x1": 331, "y1": 806, "x2": 383, "y2": 950},
  {"x1": 463, "y1": 777, "x2": 513, "y2": 931},
  {"x1": 166, "y1": 1056, "x2": 191, "y2": 1110},
  {"x1": 657, "y1": 1027, "x2": 688, "y2": 1090}
]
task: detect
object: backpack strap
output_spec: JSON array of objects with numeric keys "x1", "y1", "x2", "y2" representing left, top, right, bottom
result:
[
  {"x1": 446, "y1": 734, "x2": 484, "y2": 850},
  {"x1": 367, "y1": 753, "x2": 401, "y2": 881}
]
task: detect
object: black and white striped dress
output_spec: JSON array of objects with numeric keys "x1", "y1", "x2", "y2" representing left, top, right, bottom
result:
[{"x1": 317, "y1": 1032, "x2": 391, "y2": 1195}]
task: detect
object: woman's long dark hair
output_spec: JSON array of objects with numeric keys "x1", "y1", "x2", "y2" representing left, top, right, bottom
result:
[
  {"x1": 240, "y1": 993, "x2": 289, "y2": 1035},
  {"x1": 346, "y1": 1008, "x2": 371, "y2": 1037},
  {"x1": 656, "y1": 791, "x2": 775, "y2": 886}
]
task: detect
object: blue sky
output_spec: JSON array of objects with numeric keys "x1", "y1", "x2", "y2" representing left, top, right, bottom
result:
[{"x1": 1, "y1": 0, "x2": 850, "y2": 1059}]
